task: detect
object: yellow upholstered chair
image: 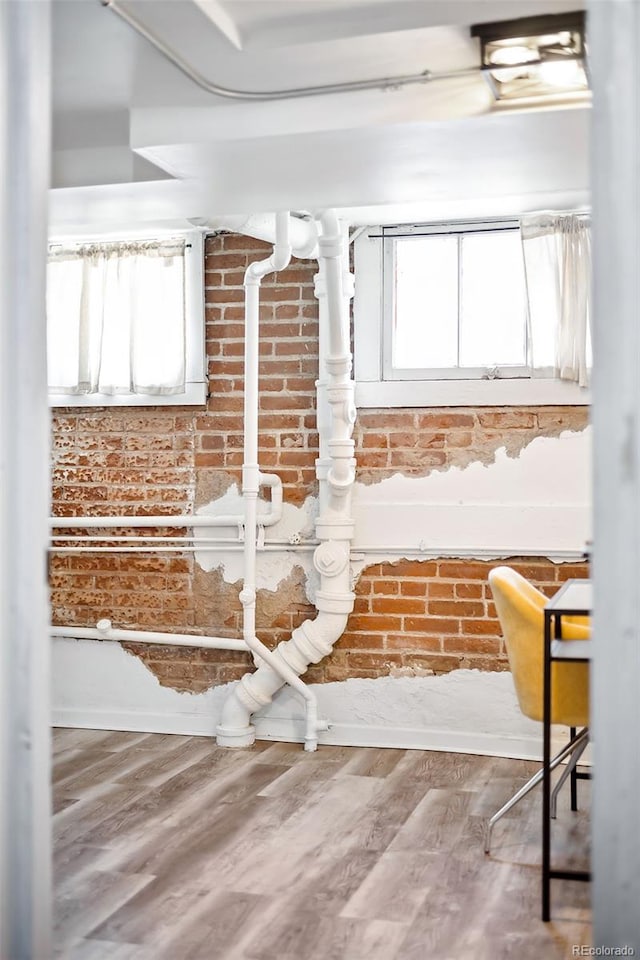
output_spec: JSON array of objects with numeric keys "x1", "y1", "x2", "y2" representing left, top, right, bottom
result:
[{"x1": 485, "y1": 565, "x2": 590, "y2": 853}]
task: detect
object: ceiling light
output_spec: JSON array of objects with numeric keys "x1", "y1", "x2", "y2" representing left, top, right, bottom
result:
[{"x1": 471, "y1": 11, "x2": 589, "y2": 103}]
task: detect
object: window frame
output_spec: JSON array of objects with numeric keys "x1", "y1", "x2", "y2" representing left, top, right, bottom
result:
[
  {"x1": 47, "y1": 230, "x2": 207, "y2": 408},
  {"x1": 354, "y1": 221, "x2": 590, "y2": 408}
]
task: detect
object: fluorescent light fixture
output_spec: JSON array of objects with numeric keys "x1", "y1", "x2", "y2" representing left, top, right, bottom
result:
[{"x1": 471, "y1": 11, "x2": 589, "y2": 103}]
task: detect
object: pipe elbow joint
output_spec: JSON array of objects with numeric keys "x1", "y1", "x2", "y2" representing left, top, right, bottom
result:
[
  {"x1": 271, "y1": 246, "x2": 292, "y2": 272},
  {"x1": 291, "y1": 611, "x2": 350, "y2": 662},
  {"x1": 216, "y1": 685, "x2": 256, "y2": 748}
]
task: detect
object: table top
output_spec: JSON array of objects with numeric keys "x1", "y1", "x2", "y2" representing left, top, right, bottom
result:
[
  {"x1": 545, "y1": 578, "x2": 592, "y2": 616},
  {"x1": 545, "y1": 578, "x2": 592, "y2": 661}
]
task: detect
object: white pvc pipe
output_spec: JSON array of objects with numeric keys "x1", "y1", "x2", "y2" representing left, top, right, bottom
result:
[
  {"x1": 218, "y1": 209, "x2": 356, "y2": 753},
  {"x1": 51, "y1": 515, "x2": 226, "y2": 528},
  {"x1": 51, "y1": 536, "x2": 231, "y2": 543},
  {"x1": 239, "y1": 214, "x2": 323, "y2": 745},
  {"x1": 49, "y1": 545, "x2": 316, "y2": 554},
  {"x1": 211, "y1": 214, "x2": 325, "y2": 750},
  {"x1": 316, "y1": 210, "x2": 349, "y2": 359},
  {"x1": 191, "y1": 213, "x2": 318, "y2": 259},
  {"x1": 49, "y1": 475, "x2": 284, "y2": 528},
  {"x1": 49, "y1": 622, "x2": 247, "y2": 651}
]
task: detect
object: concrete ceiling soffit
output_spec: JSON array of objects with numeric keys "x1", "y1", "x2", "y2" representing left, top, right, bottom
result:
[
  {"x1": 191, "y1": 0, "x2": 243, "y2": 49},
  {"x1": 176, "y1": 1, "x2": 586, "y2": 51}
]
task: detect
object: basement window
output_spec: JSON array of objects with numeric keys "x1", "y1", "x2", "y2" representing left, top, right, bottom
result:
[
  {"x1": 46, "y1": 231, "x2": 206, "y2": 407},
  {"x1": 353, "y1": 220, "x2": 590, "y2": 407}
]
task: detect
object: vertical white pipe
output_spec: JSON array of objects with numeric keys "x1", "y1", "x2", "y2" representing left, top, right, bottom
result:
[
  {"x1": 0, "y1": 1, "x2": 52, "y2": 956},
  {"x1": 242, "y1": 278, "x2": 261, "y2": 643},
  {"x1": 226, "y1": 212, "x2": 324, "y2": 749},
  {"x1": 241, "y1": 212, "x2": 291, "y2": 645},
  {"x1": 314, "y1": 259, "x2": 332, "y2": 515},
  {"x1": 218, "y1": 210, "x2": 356, "y2": 752}
]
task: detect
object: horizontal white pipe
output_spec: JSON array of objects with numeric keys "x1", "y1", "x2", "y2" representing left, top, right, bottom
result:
[
  {"x1": 50, "y1": 515, "x2": 228, "y2": 529},
  {"x1": 50, "y1": 475, "x2": 283, "y2": 533},
  {"x1": 49, "y1": 543, "x2": 585, "y2": 559},
  {"x1": 50, "y1": 535, "x2": 231, "y2": 543},
  {"x1": 193, "y1": 213, "x2": 317, "y2": 260},
  {"x1": 351, "y1": 546, "x2": 588, "y2": 559},
  {"x1": 49, "y1": 535, "x2": 316, "y2": 546},
  {"x1": 49, "y1": 623, "x2": 247, "y2": 651},
  {"x1": 49, "y1": 544, "x2": 317, "y2": 554}
]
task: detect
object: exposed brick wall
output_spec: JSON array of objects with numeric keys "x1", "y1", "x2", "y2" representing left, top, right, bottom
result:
[
  {"x1": 50, "y1": 232, "x2": 590, "y2": 694},
  {"x1": 319, "y1": 557, "x2": 589, "y2": 682},
  {"x1": 355, "y1": 407, "x2": 589, "y2": 482},
  {"x1": 204, "y1": 234, "x2": 319, "y2": 504},
  {"x1": 50, "y1": 234, "x2": 320, "y2": 691}
]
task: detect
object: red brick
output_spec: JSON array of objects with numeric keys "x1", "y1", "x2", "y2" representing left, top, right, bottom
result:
[
  {"x1": 347, "y1": 614, "x2": 405, "y2": 632},
  {"x1": 403, "y1": 616, "x2": 460, "y2": 634},
  {"x1": 384, "y1": 635, "x2": 442, "y2": 652},
  {"x1": 371, "y1": 597, "x2": 425, "y2": 615},
  {"x1": 429, "y1": 599, "x2": 485, "y2": 617}
]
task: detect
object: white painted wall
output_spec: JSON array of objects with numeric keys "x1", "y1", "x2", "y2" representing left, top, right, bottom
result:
[
  {"x1": 353, "y1": 428, "x2": 591, "y2": 558},
  {"x1": 53, "y1": 636, "x2": 575, "y2": 761},
  {"x1": 193, "y1": 429, "x2": 590, "y2": 595}
]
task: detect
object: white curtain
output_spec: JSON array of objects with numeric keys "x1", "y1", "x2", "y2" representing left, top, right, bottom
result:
[
  {"x1": 47, "y1": 239, "x2": 186, "y2": 396},
  {"x1": 520, "y1": 213, "x2": 591, "y2": 387}
]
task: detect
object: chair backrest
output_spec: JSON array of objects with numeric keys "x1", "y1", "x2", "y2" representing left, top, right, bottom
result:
[{"x1": 488, "y1": 566, "x2": 589, "y2": 726}]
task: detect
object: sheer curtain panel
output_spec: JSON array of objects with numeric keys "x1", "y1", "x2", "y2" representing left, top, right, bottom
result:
[
  {"x1": 520, "y1": 213, "x2": 591, "y2": 387},
  {"x1": 47, "y1": 239, "x2": 187, "y2": 396}
]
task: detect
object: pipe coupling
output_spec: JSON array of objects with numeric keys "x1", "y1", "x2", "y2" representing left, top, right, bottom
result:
[
  {"x1": 237, "y1": 672, "x2": 276, "y2": 711},
  {"x1": 242, "y1": 465, "x2": 260, "y2": 494},
  {"x1": 318, "y1": 234, "x2": 342, "y2": 259},
  {"x1": 325, "y1": 355, "x2": 352, "y2": 378},
  {"x1": 239, "y1": 587, "x2": 256, "y2": 607},
  {"x1": 315, "y1": 518, "x2": 355, "y2": 541},
  {"x1": 314, "y1": 589, "x2": 356, "y2": 616}
]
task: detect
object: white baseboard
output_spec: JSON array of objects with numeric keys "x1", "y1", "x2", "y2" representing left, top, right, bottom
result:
[
  {"x1": 52, "y1": 706, "x2": 570, "y2": 762},
  {"x1": 52, "y1": 638, "x2": 587, "y2": 763}
]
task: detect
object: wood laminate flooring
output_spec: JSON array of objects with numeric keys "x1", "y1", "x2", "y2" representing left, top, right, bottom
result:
[{"x1": 53, "y1": 729, "x2": 591, "y2": 960}]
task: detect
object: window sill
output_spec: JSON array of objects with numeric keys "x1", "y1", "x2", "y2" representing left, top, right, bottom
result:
[
  {"x1": 355, "y1": 378, "x2": 590, "y2": 408},
  {"x1": 48, "y1": 382, "x2": 207, "y2": 408}
]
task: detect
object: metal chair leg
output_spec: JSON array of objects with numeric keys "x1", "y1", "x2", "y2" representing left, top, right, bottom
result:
[
  {"x1": 484, "y1": 727, "x2": 589, "y2": 854},
  {"x1": 570, "y1": 726, "x2": 578, "y2": 811},
  {"x1": 550, "y1": 733, "x2": 589, "y2": 819}
]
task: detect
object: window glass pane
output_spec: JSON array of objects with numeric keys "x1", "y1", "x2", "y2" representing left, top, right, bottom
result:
[
  {"x1": 393, "y1": 236, "x2": 458, "y2": 368},
  {"x1": 459, "y1": 231, "x2": 527, "y2": 368}
]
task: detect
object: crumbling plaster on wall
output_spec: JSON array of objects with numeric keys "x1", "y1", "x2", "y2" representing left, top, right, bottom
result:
[
  {"x1": 353, "y1": 407, "x2": 590, "y2": 485},
  {"x1": 124, "y1": 565, "x2": 317, "y2": 693},
  {"x1": 115, "y1": 423, "x2": 592, "y2": 695},
  {"x1": 353, "y1": 427, "x2": 591, "y2": 560},
  {"x1": 53, "y1": 636, "x2": 569, "y2": 760},
  {"x1": 194, "y1": 479, "x2": 318, "y2": 592},
  {"x1": 192, "y1": 427, "x2": 591, "y2": 595},
  {"x1": 192, "y1": 565, "x2": 314, "y2": 638}
]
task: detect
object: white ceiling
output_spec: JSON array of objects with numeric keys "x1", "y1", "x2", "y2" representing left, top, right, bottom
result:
[{"x1": 50, "y1": 0, "x2": 590, "y2": 235}]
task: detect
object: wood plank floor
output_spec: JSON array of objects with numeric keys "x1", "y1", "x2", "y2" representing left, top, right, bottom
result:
[{"x1": 52, "y1": 729, "x2": 591, "y2": 960}]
